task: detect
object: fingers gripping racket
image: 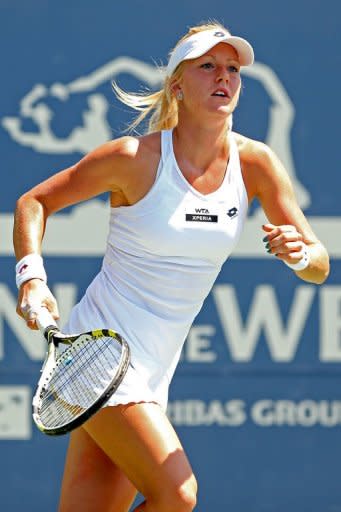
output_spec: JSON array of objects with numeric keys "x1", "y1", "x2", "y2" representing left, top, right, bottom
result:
[{"x1": 32, "y1": 308, "x2": 130, "y2": 436}]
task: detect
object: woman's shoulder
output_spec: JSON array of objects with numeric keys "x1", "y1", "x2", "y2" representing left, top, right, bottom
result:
[
  {"x1": 85, "y1": 133, "x2": 162, "y2": 187},
  {"x1": 232, "y1": 132, "x2": 287, "y2": 201},
  {"x1": 100, "y1": 132, "x2": 161, "y2": 162},
  {"x1": 232, "y1": 132, "x2": 274, "y2": 167}
]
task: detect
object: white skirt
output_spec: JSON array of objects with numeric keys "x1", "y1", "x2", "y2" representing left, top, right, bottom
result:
[{"x1": 62, "y1": 272, "x2": 186, "y2": 412}]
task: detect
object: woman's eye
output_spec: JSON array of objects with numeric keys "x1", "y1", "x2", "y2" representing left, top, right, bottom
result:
[
  {"x1": 200, "y1": 62, "x2": 214, "y2": 69},
  {"x1": 228, "y1": 65, "x2": 240, "y2": 73}
]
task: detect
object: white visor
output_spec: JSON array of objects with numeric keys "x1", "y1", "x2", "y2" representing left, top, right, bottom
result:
[{"x1": 166, "y1": 28, "x2": 254, "y2": 77}]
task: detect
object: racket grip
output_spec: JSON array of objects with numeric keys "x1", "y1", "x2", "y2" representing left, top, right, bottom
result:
[{"x1": 36, "y1": 308, "x2": 58, "y2": 333}]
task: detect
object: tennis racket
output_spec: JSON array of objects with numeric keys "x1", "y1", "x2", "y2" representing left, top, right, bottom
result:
[{"x1": 32, "y1": 308, "x2": 130, "y2": 436}]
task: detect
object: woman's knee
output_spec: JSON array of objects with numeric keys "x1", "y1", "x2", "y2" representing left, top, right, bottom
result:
[
  {"x1": 176, "y1": 476, "x2": 198, "y2": 511},
  {"x1": 148, "y1": 474, "x2": 198, "y2": 512}
]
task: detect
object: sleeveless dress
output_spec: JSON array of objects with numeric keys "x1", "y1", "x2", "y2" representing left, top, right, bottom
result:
[{"x1": 64, "y1": 129, "x2": 248, "y2": 410}]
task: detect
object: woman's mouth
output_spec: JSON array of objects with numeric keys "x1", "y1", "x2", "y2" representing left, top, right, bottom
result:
[{"x1": 211, "y1": 88, "x2": 230, "y2": 98}]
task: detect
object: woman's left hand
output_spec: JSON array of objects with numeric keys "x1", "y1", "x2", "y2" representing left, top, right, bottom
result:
[{"x1": 262, "y1": 223, "x2": 307, "y2": 265}]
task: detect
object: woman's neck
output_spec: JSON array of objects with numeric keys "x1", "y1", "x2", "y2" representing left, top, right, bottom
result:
[{"x1": 173, "y1": 118, "x2": 230, "y2": 170}]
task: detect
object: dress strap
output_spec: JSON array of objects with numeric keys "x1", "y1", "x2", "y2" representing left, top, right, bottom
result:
[{"x1": 160, "y1": 129, "x2": 172, "y2": 163}]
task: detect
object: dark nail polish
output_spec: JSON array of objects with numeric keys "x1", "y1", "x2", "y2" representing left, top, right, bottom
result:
[{"x1": 262, "y1": 236, "x2": 268, "y2": 242}]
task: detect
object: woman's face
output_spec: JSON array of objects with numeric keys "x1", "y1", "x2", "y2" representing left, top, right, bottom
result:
[{"x1": 176, "y1": 42, "x2": 242, "y2": 120}]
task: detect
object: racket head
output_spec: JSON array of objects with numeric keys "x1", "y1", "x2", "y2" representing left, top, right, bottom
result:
[{"x1": 32, "y1": 328, "x2": 130, "y2": 436}]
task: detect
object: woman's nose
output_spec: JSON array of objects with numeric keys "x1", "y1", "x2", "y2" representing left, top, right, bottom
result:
[{"x1": 216, "y1": 66, "x2": 229, "y2": 82}]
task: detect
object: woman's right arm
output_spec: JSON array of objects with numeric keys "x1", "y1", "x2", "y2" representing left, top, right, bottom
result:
[{"x1": 14, "y1": 136, "x2": 142, "y2": 329}]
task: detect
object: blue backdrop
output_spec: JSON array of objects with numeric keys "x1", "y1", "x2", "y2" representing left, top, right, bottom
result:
[{"x1": 1, "y1": 1, "x2": 340, "y2": 510}]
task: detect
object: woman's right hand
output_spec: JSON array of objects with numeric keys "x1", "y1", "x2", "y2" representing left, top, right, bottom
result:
[{"x1": 16, "y1": 279, "x2": 59, "y2": 330}]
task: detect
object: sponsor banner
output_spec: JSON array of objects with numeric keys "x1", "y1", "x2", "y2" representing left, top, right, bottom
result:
[
  {"x1": 0, "y1": 2, "x2": 339, "y2": 511},
  {"x1": 168, "y1": 398, "x2": 341, "y2": 428}
]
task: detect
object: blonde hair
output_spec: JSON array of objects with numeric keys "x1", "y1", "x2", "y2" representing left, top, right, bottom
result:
[{"x1": 112, "y1": 21, "x2": 229, "y2": 134}]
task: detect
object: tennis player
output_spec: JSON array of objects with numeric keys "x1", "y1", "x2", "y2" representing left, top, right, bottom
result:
[{"x1": 14, "y1": 21, "x2": 329, "y2": 512}]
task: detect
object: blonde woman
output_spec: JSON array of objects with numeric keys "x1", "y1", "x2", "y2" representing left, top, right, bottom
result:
[{"x1": 14, "y1": 22, "x2": 329, "y2": 512}]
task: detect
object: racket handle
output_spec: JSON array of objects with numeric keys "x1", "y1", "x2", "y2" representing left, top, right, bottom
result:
[{"x1": 36, "y1": 308, "x2": 58, "y2": 333}]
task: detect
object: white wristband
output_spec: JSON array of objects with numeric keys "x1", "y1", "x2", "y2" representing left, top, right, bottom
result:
[
  {"x1": 15, "y1": 254, "x2": 47, "y2": 289},
  {"x1": 284, "y1": 244, "x2": 310, "y2": 271}
]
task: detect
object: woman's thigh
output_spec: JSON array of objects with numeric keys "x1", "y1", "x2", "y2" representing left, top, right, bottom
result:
[
  {"x1": 83, "y1": 402, "x2": 197, "y2": 507},
  {"x1": 58, "y1": 426, "x2": 137, "y2": 512}
]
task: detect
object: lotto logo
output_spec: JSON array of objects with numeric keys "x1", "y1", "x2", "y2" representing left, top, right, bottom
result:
[{"x1": 227, "y1": 207, "x2": 238, "y2": 218}]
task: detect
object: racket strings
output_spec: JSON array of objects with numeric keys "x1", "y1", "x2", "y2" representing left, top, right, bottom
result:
[{"x1": 39, "y1": 335, "x2": 123, "y2": 428}]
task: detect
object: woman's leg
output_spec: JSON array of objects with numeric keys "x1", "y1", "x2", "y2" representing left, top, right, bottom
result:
[
  {"x1": 58, "y1": 426, "x2": 137, "y2": 512},
  {"x1": 83, "y1": 402, "x2": 198, "y2": 512}
]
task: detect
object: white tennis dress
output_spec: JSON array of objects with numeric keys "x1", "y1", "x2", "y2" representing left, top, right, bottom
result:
[{"x1": 64, "y1": 129, "x2": 248, "y2": 410}]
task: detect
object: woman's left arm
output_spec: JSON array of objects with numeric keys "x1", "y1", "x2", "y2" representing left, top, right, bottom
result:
[{"x1": 249, "y1": 141, "x2": 330, "y2": 284}]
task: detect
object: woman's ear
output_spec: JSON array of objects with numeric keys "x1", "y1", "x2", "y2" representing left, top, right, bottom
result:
[{"x1": 170, "y1": 78, "x2": 181, "y2": 95}]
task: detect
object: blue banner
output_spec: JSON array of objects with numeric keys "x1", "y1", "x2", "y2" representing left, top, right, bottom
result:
[{"x1": 0, "y1": 2, "x2": 339, "y2": 510}]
